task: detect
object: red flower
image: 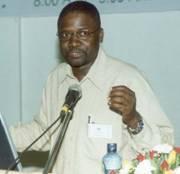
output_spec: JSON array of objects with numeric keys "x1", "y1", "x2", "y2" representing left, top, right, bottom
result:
[
  {"x1": 174, "y1": 147, "x2": 180, "y2": 154},
  {"x1": 136, "y1": 153, "x2": 145, "y2": 161},
  {"x1": 149, "y1": 150, "x2": 155, "y2": 160},
  {"x1": 160, "y1": 160, "x2": 169, "y2": 170},
  {"x1": 109, "y1": 170, "x2": 116, "y2": 174}
]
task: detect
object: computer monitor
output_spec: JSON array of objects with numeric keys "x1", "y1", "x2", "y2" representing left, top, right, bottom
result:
[{"x1": 0, "y1": 113, "x2": 22, "y2": 171}]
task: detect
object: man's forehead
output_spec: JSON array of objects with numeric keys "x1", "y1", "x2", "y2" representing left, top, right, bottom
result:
[{"x1": 59, "y1": 11, "x2": 97, "y2": 28}]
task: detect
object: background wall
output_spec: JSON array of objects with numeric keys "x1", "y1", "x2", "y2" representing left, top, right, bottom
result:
[
  {"x1": 0, "y1": 18, "x2": 21, "y2": 124},
  {"x1": 0, "y1": 11, "x2": 180, "y2": 145}
]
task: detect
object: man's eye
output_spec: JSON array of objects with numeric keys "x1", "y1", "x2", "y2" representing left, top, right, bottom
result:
[
  {"x1": 78, "y1": 31, "x2": 89, "y2": 37},
  {"x1": 61, "y1": 32, "x2": 70, "y2": 38}
]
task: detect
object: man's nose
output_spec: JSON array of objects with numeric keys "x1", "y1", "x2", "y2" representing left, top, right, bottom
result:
[{"x1": 68, "y1": 33, "x2": 81, "y2": 47}]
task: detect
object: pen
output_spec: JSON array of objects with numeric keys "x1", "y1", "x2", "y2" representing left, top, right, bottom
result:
[{"x1": 88, "y1": 115, "x2": 91, "y2": 124}]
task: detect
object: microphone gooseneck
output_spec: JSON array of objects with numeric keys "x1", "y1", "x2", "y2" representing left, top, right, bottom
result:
[{"x1": 6, "y1": 113, "x2": 63, "y2": 172}]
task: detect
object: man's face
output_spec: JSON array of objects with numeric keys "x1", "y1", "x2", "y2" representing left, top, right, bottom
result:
[{"x1": 58, "y1": 12, "x2": 103, "y2": 69}]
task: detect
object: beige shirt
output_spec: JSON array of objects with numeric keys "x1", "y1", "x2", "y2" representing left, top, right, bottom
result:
[{"x1": 11, "y1": 48, "x2": 174, "y2": 174}]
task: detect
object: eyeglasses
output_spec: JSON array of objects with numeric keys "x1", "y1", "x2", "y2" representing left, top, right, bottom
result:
[{"x1": 57, "y1": 28, "x2": 99, "y2": 41}]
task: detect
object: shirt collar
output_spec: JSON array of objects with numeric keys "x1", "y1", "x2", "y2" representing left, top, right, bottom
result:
[{"x1": 56, "y1": 63, "x2": 75, "y2": 85}]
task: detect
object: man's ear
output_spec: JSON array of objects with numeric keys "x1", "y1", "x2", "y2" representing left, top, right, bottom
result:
[{"x1": 99, "y1": 28, "x2": 104, "y2": 43}]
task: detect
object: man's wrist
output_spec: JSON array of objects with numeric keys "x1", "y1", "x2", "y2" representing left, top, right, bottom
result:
[
  {"x1": 123, "y1": 112, "x2": 144, "y2": 135},
  {"x1": 123, "y1": 111, "x2": 139, "y2": 128},
  {"x1": 127, "y1": 116, "x2": 144, "y2": 135}
]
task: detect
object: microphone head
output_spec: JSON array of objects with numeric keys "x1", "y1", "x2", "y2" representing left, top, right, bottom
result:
[
  {"x1": 64, "y1": 84, "x2": 82, "y2": 110},
  {"x1": 69, "y1": 84, "x2": 82, "y2": 99}
]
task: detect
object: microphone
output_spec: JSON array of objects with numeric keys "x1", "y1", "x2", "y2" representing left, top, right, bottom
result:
[
  {"x1": 43, "y1": 84, "x2": 82, "y2": 174},
  {"x1": 61, "y1": 84, "x2": 82, "y2": 113}
]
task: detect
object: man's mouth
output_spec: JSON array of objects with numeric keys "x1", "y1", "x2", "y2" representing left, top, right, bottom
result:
[
  {"x1": 68, "y1": 50, "x2": 84, "y2": 58},
  {"x1": 69, "y1": 52, "x2": 81, "y2": 57}
]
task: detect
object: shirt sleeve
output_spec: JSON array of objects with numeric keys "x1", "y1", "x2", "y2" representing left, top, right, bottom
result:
[
  {"x1": 10, "y1": 115, "x2": 50, "y2": 152},
  {"x1": 126, "y1": 118, "x2": 174, "y2": 154},
  {"x1": 127, "y1": 70, "x2": 174, "y2": 153},
  {"x1": 114, "y1": 66, "x2": 174, "y2": 154}
]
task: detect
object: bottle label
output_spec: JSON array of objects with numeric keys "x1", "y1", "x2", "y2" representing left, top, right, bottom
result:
[{"x1": 104, "y1": 158, "x2": 121, "y2": 170}]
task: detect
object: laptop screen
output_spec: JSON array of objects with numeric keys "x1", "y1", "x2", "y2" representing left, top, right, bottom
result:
[{"x1": 0, "y1": 113, "x2": 22, "y2": 171}]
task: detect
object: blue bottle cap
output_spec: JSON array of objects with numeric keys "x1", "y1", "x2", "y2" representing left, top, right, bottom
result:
[{"x1": 107, "y1": 143, "x2": 117, "y2": 153}]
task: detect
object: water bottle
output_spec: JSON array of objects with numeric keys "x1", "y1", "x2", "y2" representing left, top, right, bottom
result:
[{"x1": 103, "y1": 143, "x2": 122, "y2": 174}]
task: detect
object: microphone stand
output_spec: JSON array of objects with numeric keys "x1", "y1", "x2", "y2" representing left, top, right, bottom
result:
[{"x1": 43, "y1": 109, "x2": 73, "y2": 174}]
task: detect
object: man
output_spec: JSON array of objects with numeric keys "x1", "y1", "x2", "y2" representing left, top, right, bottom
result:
[{"x1": 11, "y1": 1, "x2": 174, "y2": 174}]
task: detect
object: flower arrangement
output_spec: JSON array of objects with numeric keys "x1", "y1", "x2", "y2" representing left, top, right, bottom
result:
[{"x1": 119, "y1": 144, "x2": 180, "y2": 174}]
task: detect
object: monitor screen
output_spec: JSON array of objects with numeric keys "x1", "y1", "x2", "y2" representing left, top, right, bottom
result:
[{"x1": 0, "y1": 113, "x2": 22, "y2": 171}]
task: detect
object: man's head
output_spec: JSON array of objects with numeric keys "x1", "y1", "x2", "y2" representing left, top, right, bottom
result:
[
  {"x1": 57, "y1": 1, "x2": 104, "y2": 76},
  {"x1": 58, "y1": 1, "x2": 101, "y2": 29}
]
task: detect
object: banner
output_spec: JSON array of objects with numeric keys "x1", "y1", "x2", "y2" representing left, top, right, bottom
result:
[{"x1": 0, "y1": 0, "x2": 180, "y2": 17}]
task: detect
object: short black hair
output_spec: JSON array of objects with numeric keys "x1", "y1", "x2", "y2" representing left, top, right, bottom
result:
[{"x1": 58, "y1": 1, "x2": 101, "y2": 28}]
